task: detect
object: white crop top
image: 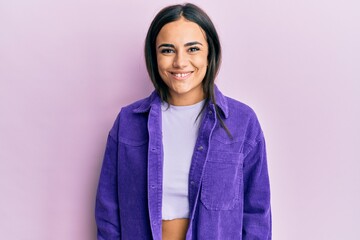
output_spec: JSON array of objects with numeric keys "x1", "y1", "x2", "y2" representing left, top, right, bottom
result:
[{"x1": 161, "y1": 99, "x2": 205, "y2": 220}]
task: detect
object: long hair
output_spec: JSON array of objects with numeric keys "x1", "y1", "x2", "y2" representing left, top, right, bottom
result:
[{"x1": 144, "y1": 3, "x2": 231, "y2": 137}]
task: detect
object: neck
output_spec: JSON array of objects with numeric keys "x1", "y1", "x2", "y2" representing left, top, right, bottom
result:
[{"x1": 168, "y1": 92, "x2": 205, "y2": 106}]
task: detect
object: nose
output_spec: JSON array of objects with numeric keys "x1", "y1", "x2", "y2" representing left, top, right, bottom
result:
[{"x1": 172, "y1": 51, "x2": 188, "y2": 68}]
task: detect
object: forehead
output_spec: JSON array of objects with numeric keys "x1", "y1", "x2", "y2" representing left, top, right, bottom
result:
[{"x1": 156, "y1": 17, "x2": 207, "y2": 44}]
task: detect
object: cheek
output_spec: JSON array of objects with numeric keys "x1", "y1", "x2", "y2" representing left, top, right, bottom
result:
[
  {"x1": 156, "y1": 56, "x2": 163, "y2": 70},
  {"x1": 192, "y1": 54, "x2": 208, "y2": 69},
  {"x1": 156, "y1": 56, "x2": 172, "y2": 71}
]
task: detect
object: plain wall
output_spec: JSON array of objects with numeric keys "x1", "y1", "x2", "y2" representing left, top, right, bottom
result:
[{"x1": 0, "y1": 0, "x2": 359, "y2": 239}]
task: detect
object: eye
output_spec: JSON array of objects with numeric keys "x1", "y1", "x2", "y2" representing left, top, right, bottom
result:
[
  {"x1": 160, "y1": 48, "x2": 175, "y2": 54},
  {"x1": 188, "y1": 47, "x2": 200, "y2": 52}
]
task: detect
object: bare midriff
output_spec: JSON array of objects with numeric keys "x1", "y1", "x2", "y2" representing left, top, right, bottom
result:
[{"x1": 162, "y1": 218, "x2": 189, "y2": 240}]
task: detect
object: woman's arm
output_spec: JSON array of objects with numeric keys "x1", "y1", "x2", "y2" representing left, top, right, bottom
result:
[
  {"x1": 95, "y1": 134, "x2": 121, "y2": 240},
  {"x1": 242, "y1": 133, "x2": 272, "y2": 239}
]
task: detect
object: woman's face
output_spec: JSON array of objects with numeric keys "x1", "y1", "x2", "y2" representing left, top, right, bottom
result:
[{"x1": 156, "y1": 17, "x2": 208, "y2": 106}]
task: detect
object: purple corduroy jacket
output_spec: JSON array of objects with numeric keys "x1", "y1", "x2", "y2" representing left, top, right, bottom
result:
[{"x1": 95, "y1": 86, "x2": 271, "y2": 239}]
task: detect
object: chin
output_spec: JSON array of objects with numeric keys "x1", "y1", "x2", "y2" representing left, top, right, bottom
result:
[{"x1": 172, "y1": 88, "x2": 192, "y2": 95}]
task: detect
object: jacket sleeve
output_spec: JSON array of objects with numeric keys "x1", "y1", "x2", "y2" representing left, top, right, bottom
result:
[
  {"x1": 95, "y1": 133, "x2": 121, "y2": 240},
  {"x1": 242, "y1": 132, "x2": 272, "y2": 239}
]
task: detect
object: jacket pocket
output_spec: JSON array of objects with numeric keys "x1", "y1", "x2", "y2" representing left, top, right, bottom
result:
[{"x1": 200, "y1": 151, "x2": 243, "y2": 210}]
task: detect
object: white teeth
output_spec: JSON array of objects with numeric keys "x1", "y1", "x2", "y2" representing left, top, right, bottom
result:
[{"x1": 173, "y1": 72, "x2": 190, "y2": 77}]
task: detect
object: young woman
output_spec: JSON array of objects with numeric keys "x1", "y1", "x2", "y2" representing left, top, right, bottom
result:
[{"x1": 95, "y1": 3, "x2": 271, "y2": 240}]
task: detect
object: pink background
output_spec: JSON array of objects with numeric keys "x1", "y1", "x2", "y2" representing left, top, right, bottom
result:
[{"x1": 1, "y1": 0, "x2": 359, "y2": 239}]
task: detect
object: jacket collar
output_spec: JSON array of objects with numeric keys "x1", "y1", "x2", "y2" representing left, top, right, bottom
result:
[
  {"x1": 132, "y1": 90, "x2": 161, "y2": 113},
  {"x1": 133, "y1": 84, "x2": 229, "y2": 118},
  {"x1": 213, "y1": 85, "x2": 229, "y2": 118}
]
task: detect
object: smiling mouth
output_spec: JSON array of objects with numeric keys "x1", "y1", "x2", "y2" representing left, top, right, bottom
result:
[{"x1": 170, "y1": 71, "x2": 193, "y2": 79}]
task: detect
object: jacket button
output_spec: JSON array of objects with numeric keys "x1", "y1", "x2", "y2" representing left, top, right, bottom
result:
[
  {"x1": 152, "y1": 221, "x2": 157, "y2": 225},
  {"x1": 208, "y1": 110, "x2": 213, "y2": 115},
  {"x1": 190, "y1": 181, "x2": 195, "y2": 185},
  {"x1": 197, "y1": 146, "x2": 204, "y2": 151}
]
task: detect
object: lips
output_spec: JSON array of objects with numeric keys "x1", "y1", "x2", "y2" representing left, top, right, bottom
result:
[{"x1": 170, "y1": 71, "x2": 193, "y2": 80}]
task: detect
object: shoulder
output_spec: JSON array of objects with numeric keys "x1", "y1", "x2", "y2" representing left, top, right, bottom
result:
[
  {"x1": 225, "y1": 96, "x2": 258, "y2": 119},
  {"x1": 108, "y1": 93, "x2": 154, "y2": 140},
  {"x1": 222, "y1": 95, "x2": 264, "y2": 145},
  {"x1": 214, "y1": 85, "x2": 257, "y2": 121},
  {"x1": 223, "y1": 95, "x2": 260, "y2": 132},
  {"x1": 120, "y1": 95, "x2": 152, "y2": 115}
]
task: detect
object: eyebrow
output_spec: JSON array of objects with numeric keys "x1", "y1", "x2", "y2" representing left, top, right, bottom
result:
[{"x1": 157, "y1": 41, "x2": 203, "y2": 49}]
